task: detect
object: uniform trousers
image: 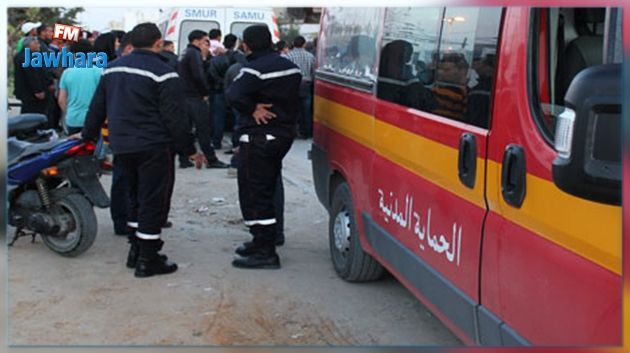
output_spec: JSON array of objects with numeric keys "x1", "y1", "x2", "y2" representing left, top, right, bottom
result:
[
  {"x1": 116, "y1": 147, "x2": 174, "y2": 239},
  {"x1": 237, "y1": 133, "x2": 293, "y2": 248}
]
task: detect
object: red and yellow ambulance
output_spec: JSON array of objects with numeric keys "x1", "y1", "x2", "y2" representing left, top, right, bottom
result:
[{"x1": 311, "y1": 6, "x2": 622, "y2": 345}]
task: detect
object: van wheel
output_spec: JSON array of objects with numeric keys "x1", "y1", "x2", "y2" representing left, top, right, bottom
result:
[{"x1": 329, "y1": 182, "x2": 384, "y2": 282}]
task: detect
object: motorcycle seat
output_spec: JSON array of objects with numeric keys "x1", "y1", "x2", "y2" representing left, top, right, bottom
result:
[
  {"x1": 8, "y1": 136, "x2": 65, "y2": 165},
  {"x1": 8, "y1": 114, "x2": 48, "y2": 136}
]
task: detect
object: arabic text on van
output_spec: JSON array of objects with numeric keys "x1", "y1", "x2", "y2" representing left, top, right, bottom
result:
[{"x1": 377, "y1": 188, "x2": 462, "y2": 266}]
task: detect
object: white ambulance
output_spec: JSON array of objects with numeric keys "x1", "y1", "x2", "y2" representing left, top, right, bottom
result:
[{"x1": 158, "y1": 7, "x2": 280, "y2": 54}]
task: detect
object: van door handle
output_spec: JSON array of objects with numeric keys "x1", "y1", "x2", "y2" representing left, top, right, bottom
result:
[
  {"x1": 458, "y1": 133, "x2": 477, "y2": 189},
  {"x1": 501, "y1": 144, "x2": 526, "y2": 208}
]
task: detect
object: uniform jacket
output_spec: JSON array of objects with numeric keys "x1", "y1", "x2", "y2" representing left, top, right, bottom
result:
[
  {"x1": 83, "y1": 49, "x2": 195, "y2": 156},
  {"x1": 226, "y1": 50, "x2": 302, "y2": 138}
]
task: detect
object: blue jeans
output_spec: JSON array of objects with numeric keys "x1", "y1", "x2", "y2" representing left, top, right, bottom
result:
[
  {"x1": 297, "y1": 82, "x2": 313, "y2": 137},
  {"x1": 95, "y1": 137, "x2": 110, "y2": 160},
  {"x1": 212, "y1": 93, "x2": 227, "y2": 148}
]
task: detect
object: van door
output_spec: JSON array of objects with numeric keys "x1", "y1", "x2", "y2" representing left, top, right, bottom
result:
[
  {"x1": 481, "y1": 7, "x2": 621, "y2": 345},
  {"x1": 365, "y1": 7, "x2": 502, "y2": 343}
]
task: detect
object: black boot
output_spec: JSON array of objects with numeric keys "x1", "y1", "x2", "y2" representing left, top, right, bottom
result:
[
  {"x1": 235, "y1": 234, "x2": 285, "y2": 256},
  {"x1": 126, "y1": 236, "x2": 169, "y2": 269},
  {"x1": 134, "y1": 239, "x2": 178, "y2": 278},
  {"x1": 126, "y1": 235, "x2": 139, "y2": 268},
  {"x1": 275, "y1": 233, "x2": 285, "y2": 246},
  {"x1": 232, "y1": 247, "x2": 280, "y2": 269},
  {"x1": 235, "y1": 241, "x2": 258, "y2": 257}
]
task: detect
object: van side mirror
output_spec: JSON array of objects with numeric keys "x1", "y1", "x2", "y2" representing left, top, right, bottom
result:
[{"x1": 552, "y1": 64, "x2": 621, "y2": 205}]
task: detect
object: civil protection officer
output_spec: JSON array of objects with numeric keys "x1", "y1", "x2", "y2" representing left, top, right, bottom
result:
[
  {"x1": 226, "y1": 25, "x2": 301, "y2": 269},
  {"x1": 82, "y1": 23, "x2": 205, "y2": 278}
]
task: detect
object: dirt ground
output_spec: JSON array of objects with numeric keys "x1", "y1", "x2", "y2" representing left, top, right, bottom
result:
[{"x1": 7, "y1": 139, "x2": 461, "y2": 346}]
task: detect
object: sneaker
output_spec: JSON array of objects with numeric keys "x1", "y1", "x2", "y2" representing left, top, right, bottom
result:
[{"x1": 206, "y1": 159, "x2": 229, "y2": 169}]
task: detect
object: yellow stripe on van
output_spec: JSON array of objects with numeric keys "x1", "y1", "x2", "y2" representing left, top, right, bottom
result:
[
  {"x1": 315, "y1": 97, "x2": 486, "y2": 208},
  {"x1": 315, "y1": 95, "x2": 621, "y2": 275},
  {"x1": 314, "y1": 95, "x2": 374, "y2": 148},
  {"x1": 374, "y1": 120, "x2": 486, "y2": 208},
  {"x1": 486, "y1": 161, "x2": 621, "y2": 275}
]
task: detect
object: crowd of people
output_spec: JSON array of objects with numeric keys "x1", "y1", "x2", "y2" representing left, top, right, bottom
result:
[{"x1": 12, "y1": 20, "x2": 318, "y2": 277}]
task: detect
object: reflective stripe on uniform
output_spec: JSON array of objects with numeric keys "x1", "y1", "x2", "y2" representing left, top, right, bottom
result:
[
  {"x1": 103, "y1": 67, "x2": 179, "y2": 83},
  {"x1": 135, "y1": 231, "x2": 161, "y2": 240},
  {"x1": 244, "y1": 218, "x2": 277, "y2": 226},
  {"x1": 239, "y1": 134, "x2": 276, "y2": 143},
  {"x1": 234, "y1": 67, "x2": 302, "y2": 82}
]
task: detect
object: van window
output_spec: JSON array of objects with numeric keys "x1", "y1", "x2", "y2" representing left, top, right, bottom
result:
[
  {"x1": 530, "y1": 8, "x2": 607, "y2": 143},
  {"x1": 377, "y1": 8, "x2": 441, "y2": 108},
  {"x1": 179, "y1": 20, "x2": 220, "y2": 52},
  {"x1": 377, "y1": 7, "x2": 502, "y2": 128},
  {"x1": 231, "y1": 22, "x2": 267, "y2": 41},
  {"x1": 318, "y1": 8, "x2": 381, "y2": 83}
]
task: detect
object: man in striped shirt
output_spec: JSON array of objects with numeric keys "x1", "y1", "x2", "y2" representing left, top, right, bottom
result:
[
  {"x1": 431, "y1": 53, "x2": 469, "y2": 121},
  {"x1": 285, "y1": 36, "x2": 316, "y2": 138}
]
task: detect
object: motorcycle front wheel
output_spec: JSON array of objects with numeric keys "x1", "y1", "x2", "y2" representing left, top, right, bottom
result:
[{"x1": 41, "y1": 193, "x2": 97, "y2": 257}]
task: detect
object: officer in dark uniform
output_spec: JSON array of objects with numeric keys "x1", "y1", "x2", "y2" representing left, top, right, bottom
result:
[
  {"x1": 178, "y1": 29, "x2": 229, "y2": 169},
  {"x1": 226, "y1": 25, "x2": 301, "y2": 269},
  {"x1": 82, "y1": 23, "x2": 205, "y2": 278}
]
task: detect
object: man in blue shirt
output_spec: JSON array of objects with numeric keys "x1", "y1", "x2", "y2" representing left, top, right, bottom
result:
[{"x1": 58, "y1": 40, "x2": 103, "y2": 134}]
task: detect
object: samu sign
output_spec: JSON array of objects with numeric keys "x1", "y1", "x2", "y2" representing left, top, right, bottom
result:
[{"x1": 22, "y1": 47, "x2": 108, "y2": 68}]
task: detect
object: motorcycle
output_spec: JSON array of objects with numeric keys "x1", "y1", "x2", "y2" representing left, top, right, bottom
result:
[{"x1": 8, "y1": 113, "x2": 110, "y2": 257}]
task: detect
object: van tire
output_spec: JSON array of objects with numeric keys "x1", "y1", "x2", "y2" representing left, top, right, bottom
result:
[{"x1": 329, "y1": 182, "x2": 384, "y2": 282}]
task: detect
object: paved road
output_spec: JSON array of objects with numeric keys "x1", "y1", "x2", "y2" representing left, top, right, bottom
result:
[{"x1": 8, "y1": 138, "x2": 462, "y2": 346}]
